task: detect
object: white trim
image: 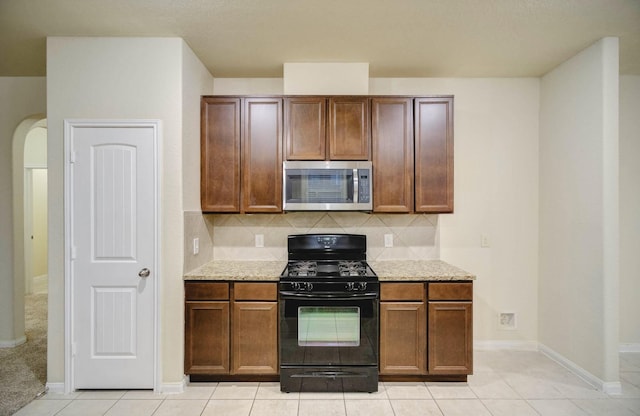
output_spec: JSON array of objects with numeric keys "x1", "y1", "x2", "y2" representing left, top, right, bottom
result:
[
  {"x1": 64, "y1": 119, "x2": 161, "y2": 394},
  {"x1": 0, "y1": 335, "x2": 27, "y2": 348},
  {"x1": 602, "y1": 382, "x2": 623, "y2": 395},
  {"x1": 45, "y1": 382, "x2": 65, "y2": 394},
  {"x1": 24, "y1": 163, "x2": 47, "y2": 169},
  {"x1": 539, "y1": 343, "x2": 622, "y2": 395},
  {"x1": 474, "y1": 340, "x2": 539, "y2": 351},
  {"x1": 620, "y1": 343, "x2": 640, "y2": 353},
  {"x1": 160, "y1": 377, "x2": 188, "y2": 394}
]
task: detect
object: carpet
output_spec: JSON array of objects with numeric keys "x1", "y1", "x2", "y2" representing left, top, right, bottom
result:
[{"x1": 0, "y1": 293, "x2": 47, "y2": 416}]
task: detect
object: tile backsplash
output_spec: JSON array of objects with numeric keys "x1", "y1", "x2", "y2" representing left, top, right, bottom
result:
[{"x1": 205, "y1": 212, "x2": 439, "y2": 262}]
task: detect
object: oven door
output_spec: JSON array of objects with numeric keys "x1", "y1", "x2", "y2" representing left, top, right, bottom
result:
[{"x1": 279, "y1": 293, "x2": 378, "y2": 367}]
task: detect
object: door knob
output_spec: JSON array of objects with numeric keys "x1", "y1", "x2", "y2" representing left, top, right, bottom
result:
[{"x1": 138, "y1": 268, "x2": 151, "y2": 278}]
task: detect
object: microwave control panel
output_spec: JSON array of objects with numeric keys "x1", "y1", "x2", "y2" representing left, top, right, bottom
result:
[{"x1": 358, "y1": 169, "x2": 370, "y2": 203}]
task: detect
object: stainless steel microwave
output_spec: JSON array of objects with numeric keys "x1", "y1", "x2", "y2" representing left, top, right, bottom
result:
[{"x1": 283, "y1": 161, "x2": 372, "y2": 211}]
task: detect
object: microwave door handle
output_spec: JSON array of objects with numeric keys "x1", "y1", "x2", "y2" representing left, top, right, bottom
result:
[{"x1": 353, "y1": 168, "x2": 359, "y2": 204}]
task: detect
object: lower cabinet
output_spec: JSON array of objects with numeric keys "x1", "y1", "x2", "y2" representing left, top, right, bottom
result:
[
  {"x1": 427, "y1": 282, "x2": 473, "y2": 375},
  {"x1": 379, "y1": 281, "x2": 473, "y2": 379},
  {"x1": 184, "y1": 301, "x2": 229, "y2": 374},
  {"x1": 379, "y1": 283, "x2": 426, "y2": 375},
  {"x1": 184, "y1": 281, "x2": 278, "y2": 377},
  {"x1": 428, "y1": 301, "x2": 473, "y2": 374},
  {"x1": 232, "y1": 302, "x2": 278, "y2": 374}
]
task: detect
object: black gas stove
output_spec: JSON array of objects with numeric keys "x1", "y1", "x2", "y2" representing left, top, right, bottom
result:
[
  {"x1": 279, "y1": 234, "x2": 379, "y2": 296},
  {"x1": 279, "y1": 234, "x2": 380, "y2": 393}
]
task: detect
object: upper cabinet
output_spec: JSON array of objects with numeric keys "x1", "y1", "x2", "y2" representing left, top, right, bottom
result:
[
  {"x1": 201, "y1": 96, "x2": 282, "y2": 213},
  {"x1": 201, "y1": 97, "x2": 241, "y2": 212},
  {"x1": 414, "y1": 97, "x2": 454, "y2": 213},
  {"x1": 242, "y1": 97, "x2": 283, "y2": 213},
  {"x1": 328, "y1": 97, "x2": 370, "y2": 160},
  {"x1": 202, "y1": 95, "x2": 454, "y2": 214},
  {"x1": 284, "y1": 96, "x2": 370, "y2": 160},
  {"x1": 284, "y1": 97, "x2": 326, "y2": 160},
  {"x1": 371, "y1": 97, "x2": 414, "y2": 213}
]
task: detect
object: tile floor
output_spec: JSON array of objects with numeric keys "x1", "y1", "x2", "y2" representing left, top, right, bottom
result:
[{"x1": 14, "y1": 351, "x2": 640, "y2": 416}]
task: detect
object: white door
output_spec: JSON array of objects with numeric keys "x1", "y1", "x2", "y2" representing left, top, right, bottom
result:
[{"x1": 68, "y1": 121, "x2": 158, "y2": 389}]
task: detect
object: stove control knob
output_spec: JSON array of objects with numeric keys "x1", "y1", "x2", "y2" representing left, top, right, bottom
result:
[
  {"x1": 304, "y1": 282, "x2": 313, "y2": 291},
  {"x1": 357, "y1": 282, "x2": 367, "y2": 291},
  {"x1": 291, "y1": 282, "x2": 301, "y2": 291},
  {"x1": 346, "y1": 282, "x2": 355, "y2": 291}
]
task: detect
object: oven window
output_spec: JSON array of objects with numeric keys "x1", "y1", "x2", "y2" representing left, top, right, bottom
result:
[{"x1": 298, "y1": 306, "x2": 360, "y2": 347}]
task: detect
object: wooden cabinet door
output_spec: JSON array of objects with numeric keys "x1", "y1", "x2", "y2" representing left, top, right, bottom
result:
[
  {"x1": 379, "y1": 302, "x2": 426, "y2": 375},
  {"x1": 285, "y1": 97, "x2": 326, "y2": 160},
  {"x1": 242, "y1": 97, "x2": 283, "y2": 212},
  {"x1": 328, "y1": 97, "x2": 370, "y2": 160},
  {"x1": 415, "y1": 97, "x2": 454, "y2": 213},
  {"x1": 201, "y1": 97, "x2": 241, "y2": 212},
  {"x1": 428, "y1": 301, "x2": 472, "y2": 375},
  {"x1": 184, "y1": 301, "x2": 230, "y2": 374},
  {"x1": 232, "y1": 301, "x2": 278, "y2": 375},
  {"x1": 372, "y1": 97, "x2": 414, "y2": 212}
]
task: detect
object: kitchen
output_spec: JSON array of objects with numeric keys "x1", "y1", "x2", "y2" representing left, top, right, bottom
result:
[
  {"x1": 42, "y1": 37, "x2": 635, "y2": 393},
  {"x1": 1, "y1": 2, "x2": 639, "y2": 413}
]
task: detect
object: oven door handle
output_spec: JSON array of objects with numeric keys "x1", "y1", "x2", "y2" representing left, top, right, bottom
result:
[
  {"x1": 291, "y1": 370, "x2": 369, "y2": 379},
  {"x1": 279, "y1": 291, "x2": 379, "y2": 300}
]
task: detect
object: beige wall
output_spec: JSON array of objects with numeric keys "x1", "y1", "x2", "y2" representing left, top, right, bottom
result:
[
  {"x1": 46, "y1": 37, "x2": 212, "y2": 388},
  {"x1": 0, "y1": 77, "x2": 46, "y2": 346},
  {"x1": 539, "y1": 38, "x2": 619, "y2": 384},
  {"x1": 620, "y1": 75, "x2": 640, "y2": 348},
  {"x1": 24, "y1": 127, "x2": 47, "y2": 166}
]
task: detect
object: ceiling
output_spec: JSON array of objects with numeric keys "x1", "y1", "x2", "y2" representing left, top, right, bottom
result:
[{"x1": 1, "y1": 0, "x2": 639, "y2": 78}]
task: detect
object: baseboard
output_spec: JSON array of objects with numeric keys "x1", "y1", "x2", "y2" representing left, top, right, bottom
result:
[
  {"x1": 474, "y1": 340, "x2": 539, "y2": 351},
  {"x1": 619, "y1": 343, "x2": 640, "y2": 353},
  {"x1": 45, "y1": 382, "x2": 65, "y2": 394},
  {"x1": 539, "y1": 343, "x2": 622, "y2": 395},
  {"x1": 0, "y1": 335, "x2": 26, "y2": 348},
  {"x1": 160, "y1": 376, "x2": 187, "y2": 394}
]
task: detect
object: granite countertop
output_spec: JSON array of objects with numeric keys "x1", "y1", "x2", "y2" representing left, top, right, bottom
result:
[
  {"x1": 184, "y1": 259, "x2": 475, "y2": 282},
  {"x1": 369, "y1": 260, "x2": 475, "y2": 281},
  {"x1": 184, "y1": 260, "x2": 285, "y2": 281}
]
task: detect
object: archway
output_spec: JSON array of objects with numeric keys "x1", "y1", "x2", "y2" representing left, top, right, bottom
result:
[{"x1": 11, "y1": 114, "x2": 47, "y2": 344}]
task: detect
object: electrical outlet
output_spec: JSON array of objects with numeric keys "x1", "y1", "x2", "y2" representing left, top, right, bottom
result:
[
  {"x1": 192, "y1": 238, "x2": 199, "y2": 255},
  {"x1": 498, "y1": 312, "x2": 517, "y2": 330},
  {"x1": 255, "y1": 234, "x2": 264, "y2": 248},
  {"x1": 481, "y1": 234, "x2": 490, "y2": 248},
  {"x1": 384, "y1": 234, "x2": 394, "y2": 248}
]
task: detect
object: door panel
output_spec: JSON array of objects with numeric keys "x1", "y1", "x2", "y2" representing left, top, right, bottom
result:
[{"x1": 70, "y1": 122, "x2": 156, "y2": 389}]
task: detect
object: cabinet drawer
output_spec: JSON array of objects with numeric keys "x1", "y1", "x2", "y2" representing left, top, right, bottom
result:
[
  {"x1": 381, "y1": 283, "x2": 425, "y2": 301},
  {"x1": 428, "y1": 282, "x2": 472, "y2": 301},
  {"x1": 185, "y1": 282, "x2": 229, "y2": 301},
  {"x1": 234, "y1": 282, "x2": 278, "y2": 301}
]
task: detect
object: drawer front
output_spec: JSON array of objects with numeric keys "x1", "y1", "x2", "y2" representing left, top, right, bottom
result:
[
  {"x1": 234, "y1": 282, "x2": 278, "y2": 301},
  {"x1": 428, "y1": 282, "x2": 472, "y2": 301},
  {"x1": 185, "y1": 282, "x2": 229, "y2": 301},
  {"x1": 381, "y1": 283, "x2": 425, "y2": 301}
]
